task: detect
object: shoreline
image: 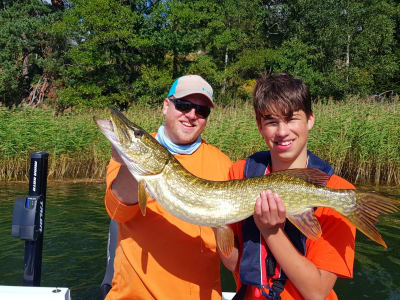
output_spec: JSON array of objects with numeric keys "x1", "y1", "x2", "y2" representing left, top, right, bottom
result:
[{"x1": 0, "y1": 178, "x2": 106, "y2": 185}]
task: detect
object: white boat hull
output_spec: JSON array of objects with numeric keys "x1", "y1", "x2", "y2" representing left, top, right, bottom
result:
[{"x1": 0, "y1": 286, "x2": 71, "y2": 300}]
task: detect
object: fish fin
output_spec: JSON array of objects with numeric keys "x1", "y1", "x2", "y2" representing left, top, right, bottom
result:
[
  {"x1": 287, "y1": 209, "x2": 322, "y2": 240},
  {"x1": 346, "y1": 192, "x2": 399, "y2": 248},
  {"x1": 215, "y1": 226, "x2": 234, "y2": 257},
  {"x1": 272, "y1": 168, "x2": 330, "y2": 187},
  {"x1": 138, "y1": 180, "x2": 147, "y2": 216}
]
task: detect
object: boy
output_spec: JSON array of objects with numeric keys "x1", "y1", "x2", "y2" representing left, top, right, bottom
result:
[{"x1": 224, "y1": 73, "x2": 356, "y2": 300}]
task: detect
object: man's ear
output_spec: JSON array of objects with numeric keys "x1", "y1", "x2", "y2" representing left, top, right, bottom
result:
[
  {"x1": 307, "y1": 113, "x2": 315, "y2": 130},
  {"x1": 162, "y1": 98, "x2": 169, "y2": 115}
]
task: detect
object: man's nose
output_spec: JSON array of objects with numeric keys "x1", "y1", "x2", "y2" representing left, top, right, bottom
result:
[{"x1": 185, "y1": 108, "x2": 197, "y2": 119}]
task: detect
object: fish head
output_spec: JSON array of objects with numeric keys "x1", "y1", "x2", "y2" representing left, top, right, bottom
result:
[{"x1": 94, "y1": 107, "x2": 171, "y2": 177}]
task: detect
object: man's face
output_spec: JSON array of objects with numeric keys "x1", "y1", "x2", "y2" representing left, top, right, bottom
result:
[
  {"x1": 162, "y1": 94, "x2": 210, "y2": 145},
  {"x1": 257, "y1": 110, "x2": 315, "y2": 170}
]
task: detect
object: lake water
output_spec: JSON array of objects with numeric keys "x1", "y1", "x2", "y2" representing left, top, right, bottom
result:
[{"x1": 0, "y1": 182, "x2": 399, "y2": 299}]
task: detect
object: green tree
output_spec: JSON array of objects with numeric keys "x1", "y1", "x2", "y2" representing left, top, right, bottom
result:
[
  {"x1": 57, "y1": 0, "x2": 167, "y2": 109},
  {"x1": 0, "y1": 0, "x2": 67, "y2": 107},
  {"x1": 286, "y1": 0, "x2": 398, "y2": 98},
  {"x1": 203, "y1": 0, "x2": 273, "y2": 99},
  {"x1": 131, "y1": 0, "x2": 215, "y2": 104}
]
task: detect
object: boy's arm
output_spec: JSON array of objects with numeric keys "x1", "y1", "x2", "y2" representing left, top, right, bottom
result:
[{"x1": 254, "y1": 190, "x2": 337, "y2": 300}]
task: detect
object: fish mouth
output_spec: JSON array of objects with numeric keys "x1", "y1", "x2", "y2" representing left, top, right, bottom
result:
[
  {"x1": 94, "y1": 117, "x2": 113, "y2": 133},
  {"x1": 94, "y1": 116, "x2": 129, "y2": 160},
  {"x1": 94, "y1": 117, "x2": 121, "y2": 146},
  {"x1": 94, "y1": 107, "x2": 140, "y2": 147},
  {"x1": 94, "y1": 110, "x2": 157, "y2": 177}
]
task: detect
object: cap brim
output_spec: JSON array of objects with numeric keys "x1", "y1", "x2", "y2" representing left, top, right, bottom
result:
[{"x1": 173, "y1": 90, "x2": 214, "y2": 107}]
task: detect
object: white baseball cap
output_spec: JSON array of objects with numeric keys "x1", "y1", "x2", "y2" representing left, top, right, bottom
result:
[{"x1": 167, "y1": 75, "x2": 214, "y2": 107}]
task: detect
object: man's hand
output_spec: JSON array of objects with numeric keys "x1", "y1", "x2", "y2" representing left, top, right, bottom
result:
[
  {"x1": 110, "y1": 147, "x2": 139, "y2": 205},
  {"x1": 253, "y1": 190, "x2": 286, "y2": 235},
  {"x1": 112, "y1": 147, "x2": 124, "y2": 165}
]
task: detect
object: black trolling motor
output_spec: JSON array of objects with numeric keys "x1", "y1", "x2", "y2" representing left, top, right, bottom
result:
[{"x1": 11, "y1": 152, "x2": 49, "y2": 286}]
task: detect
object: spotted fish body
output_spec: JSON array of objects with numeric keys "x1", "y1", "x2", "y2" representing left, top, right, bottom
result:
[
  {"x1": 144, "y1": 159, "x2": 355, "y2": 226},
  {"x1": 94, "y1": 107, "x2": 398, "y2": 256}
]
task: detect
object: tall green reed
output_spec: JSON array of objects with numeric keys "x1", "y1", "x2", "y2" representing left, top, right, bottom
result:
[
  {"x1": 310, "y1": 97, "x2": 400, "y2": 185},
  {"x1": 0, "y1": 98, "x2": 399, "y2": 185}
]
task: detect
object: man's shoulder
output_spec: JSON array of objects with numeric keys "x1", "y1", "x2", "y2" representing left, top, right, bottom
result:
[
  {"x1": 176, "y1": 141, "x2": 231, "y2": 180},
  {"x1": 200, "y1": 140, "x2": 223, "y2": 152},
  {"x1": 200, "y1": 140, "x2": 231, "y2": 160}
]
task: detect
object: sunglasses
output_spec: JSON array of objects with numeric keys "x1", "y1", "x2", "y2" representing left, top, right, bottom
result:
[{"x1": 169, "y1": 98, "x2": 211, "y2": 119}]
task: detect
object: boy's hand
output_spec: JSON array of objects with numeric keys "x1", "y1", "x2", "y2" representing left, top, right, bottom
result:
[{"x1": 253, "y1": 190, "x2": 286, "y2": 234}]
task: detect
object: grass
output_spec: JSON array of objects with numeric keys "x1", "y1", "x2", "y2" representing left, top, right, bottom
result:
[{"x1": 0, "y1": 97, "x2": 399, "y2": 185}]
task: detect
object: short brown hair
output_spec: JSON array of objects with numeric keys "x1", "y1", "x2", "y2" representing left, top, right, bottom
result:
[{"x1": 253, "y1": 73, "x2": 312, "y2": 123}]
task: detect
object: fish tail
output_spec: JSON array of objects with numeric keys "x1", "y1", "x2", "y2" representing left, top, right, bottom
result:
[{"x1": 347, "y1": 192, "x2": 398, "y2": 248}]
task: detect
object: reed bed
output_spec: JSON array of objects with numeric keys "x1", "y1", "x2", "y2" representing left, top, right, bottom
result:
[
  {"x1": 0, "y1": 98, "x2": 399, "y2": 185},
  {"x1": 310, "y1": 97, "x2": 400, "y2": 185}
]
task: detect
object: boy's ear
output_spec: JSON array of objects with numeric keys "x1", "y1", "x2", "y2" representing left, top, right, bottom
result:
[
  {"x1": 256, "y1": 117, "x2": 263, "y2": 133},
  {"x1": 307, "y1": 113, "x2": 315, "y2": 130}
]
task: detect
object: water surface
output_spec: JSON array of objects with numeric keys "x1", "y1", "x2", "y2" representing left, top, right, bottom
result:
[
  {"x1": 0, "y1": 182, "x2": 399, "y2": 299},
  {"x1": 0, "y1": 182, "x2": 109, "y2": 299}
]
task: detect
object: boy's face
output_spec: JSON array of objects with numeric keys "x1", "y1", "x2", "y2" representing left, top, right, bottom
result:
[{"x1": 257, "y1": 110, "x2": 315, "y2": 170}]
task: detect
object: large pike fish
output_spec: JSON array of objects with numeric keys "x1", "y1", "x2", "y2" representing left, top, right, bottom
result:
[{"x1": 94, "y1": 107, "x2": 398, "y2": 256}]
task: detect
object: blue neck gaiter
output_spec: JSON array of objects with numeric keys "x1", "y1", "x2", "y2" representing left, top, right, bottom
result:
[{"x1": 155, "y1": 125, "x2": 202, "y2": 155}]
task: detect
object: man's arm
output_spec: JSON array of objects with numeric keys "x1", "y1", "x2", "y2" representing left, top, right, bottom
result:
[
  {"x1": 254, "y1": 190, "x2": 337, "y2": 300},
  {"x1": 110, "y1": 147, "x2": 139, "y2": 205}
]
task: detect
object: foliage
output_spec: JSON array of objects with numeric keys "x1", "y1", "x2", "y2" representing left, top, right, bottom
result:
[
  {"x1": 54, "y1": 0, "x2": 163, "y2": 110},
  {"x1": 1, "y1": 0, "x2": 400, "y2": 108},
  {"x1": 0, "y1": 0, "x2": 68, "y2": 107},
  {"x1": 131, "y1": 64, "x2": 173, "y2": 105},
  {"x1": 286, "y1": 0, "x2": 399, "y2": 98}
]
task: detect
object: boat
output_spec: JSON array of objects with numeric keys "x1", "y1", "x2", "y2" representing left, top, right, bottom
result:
[
  {"x1": 7, "y1": 153, "x2": 236, "y2": 300},
  {"x1": 0, "y1": 286, "x2": 234, "y2": 300},
  {"x1": 0, "y1": 286, "x2": 71, "y2": 300}
]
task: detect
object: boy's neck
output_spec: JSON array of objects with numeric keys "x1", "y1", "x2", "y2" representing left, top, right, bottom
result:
[{"x1": 270, "y1": 150, "x2": 308, "y2": 172}]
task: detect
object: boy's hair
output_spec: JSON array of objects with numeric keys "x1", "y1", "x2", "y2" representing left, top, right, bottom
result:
[{"x1": 253, "y1": 73, "x2": 312, "y2": 123}]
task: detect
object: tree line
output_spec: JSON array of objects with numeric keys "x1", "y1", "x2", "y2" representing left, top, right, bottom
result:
[{"x1": 1, "y1": 0, "x2": 399, "y2": 110}]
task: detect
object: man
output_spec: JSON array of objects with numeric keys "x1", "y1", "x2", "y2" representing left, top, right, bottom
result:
[
  {"x1": 102, "y1": 75, "x2": 232, "y2": 300},
  {"x1": 223, "y1": 73, "x2": 356, "y2": 300}
]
